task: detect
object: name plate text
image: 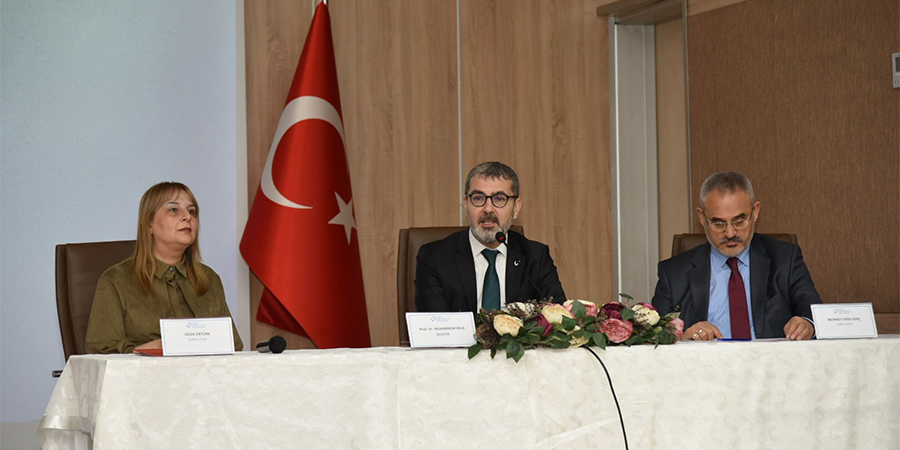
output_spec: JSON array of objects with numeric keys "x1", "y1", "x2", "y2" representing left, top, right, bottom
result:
[
  {"x1": 406, "y1": 312, "x2": 476, "y2": 348},
  {"x1": 160, "y1": 317, "x2": 235, "y2": 356},
  {"x1": 811, "y1": 303, "x2": 878, "y2": 339}
]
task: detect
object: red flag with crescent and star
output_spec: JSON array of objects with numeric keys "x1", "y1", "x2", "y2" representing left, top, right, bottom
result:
[{"x1": 240, "y1": 2, "x2": 371, "y2": 349}]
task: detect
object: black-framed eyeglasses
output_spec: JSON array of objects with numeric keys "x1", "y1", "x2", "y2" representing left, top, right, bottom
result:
[{"x1": 467, "y1": 192, "x2": 519, "y2": 208}]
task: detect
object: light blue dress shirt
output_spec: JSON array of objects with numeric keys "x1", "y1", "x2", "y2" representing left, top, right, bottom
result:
[{"x1": 708, "y1": 246, "x2": 756, "y2": 339}]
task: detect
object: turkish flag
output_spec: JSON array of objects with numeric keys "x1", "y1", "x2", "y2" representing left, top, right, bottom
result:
[{"x1": 240, "y1": 2, "x2": 371, "y2": 348}]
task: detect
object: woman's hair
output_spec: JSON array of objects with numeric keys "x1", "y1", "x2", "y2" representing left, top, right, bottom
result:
[{"x1": 131, "y1": 182, "x2": 209, "y2": 295}]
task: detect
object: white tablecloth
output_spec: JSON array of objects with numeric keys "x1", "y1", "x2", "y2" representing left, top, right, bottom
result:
[{"x1": 39, "y1": 337, "x2": 900, "y2": 450}]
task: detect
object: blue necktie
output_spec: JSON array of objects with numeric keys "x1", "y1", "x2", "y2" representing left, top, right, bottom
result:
[{"x1": 482, "y1": 249, "x2": 501, "y2": 311}]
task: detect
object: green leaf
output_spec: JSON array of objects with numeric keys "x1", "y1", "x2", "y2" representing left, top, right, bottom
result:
[
  {"x1": 656, "y1": 330, "x2": 675, "y2": 345},
  {"x1": 523, "y1": 320, "x2": 536, "y2": 330},
  {"x1": 550, "y1": 339, "x2": 571, "y2": 349},
  {"x1": 571, "y1": 300, "x2": 586, "y2": 319},
  {"x1": 561, "y1": 316, "x2": 577, "y2": 331},
  {"x1": 620, "y1": 308, "x2": 634, "y2": 321},
  {"x1": 618, "y1": 292, "x2": 634, "y2": 302},
  {"x1": 592, "y1": 332, "x2": 608, "y2": 350},
  {"x1": 625, "y1": 335, "x2": 645, "y2": 346},
  {"x1": 507, "y1": 341, "x2": 522, "y2": 359},
  {"x1": 512, "y1": 344, "x2": 525, "y2": 363},
  {"x1": 490, "y1": 347, "x2": 497, "y2": 359},
  {"x1": 532, "y1": 326, "x2": 546, "y2": 336},
  {"x1": 467, "y1": 343, "x2": 483, "y2": 359}
]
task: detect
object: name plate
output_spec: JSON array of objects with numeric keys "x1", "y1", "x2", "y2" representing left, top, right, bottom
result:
[
  {"x1": 811, "y1": 303, "x2": 878, "y2": 339},
  {"x1": 160, "y1": 317, "x2": 235, "y2": 356},
  {"x1": 406, "y1": 312, "x2": 476, "y2": 348}
]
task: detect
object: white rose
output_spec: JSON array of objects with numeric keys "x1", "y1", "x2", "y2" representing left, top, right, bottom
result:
[
  {"x1": 541, "y1": 304, "x2": 574, "y2": 325},
  {"x1": 632, "y1": 305, "x2": 660, "y2": 326},
  {"x1": 493, "y1": 314, "x2": 524, "y2": 337},
  {"x1": 567, "y1": 325, "x2": 588, "y2": 347}
]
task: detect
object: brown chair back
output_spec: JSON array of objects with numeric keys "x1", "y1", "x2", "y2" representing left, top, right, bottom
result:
[
  {"x1": 55, "y1": 240, "x2": 135, "y2": 360},
  {"x1": 397, "y1": 226, "x2": 523, "y2": 345},
  {"x1": 671, "y1": 233, "x2": 798, "y2": 257}
]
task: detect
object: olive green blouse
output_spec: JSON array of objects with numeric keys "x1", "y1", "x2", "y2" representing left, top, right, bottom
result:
[{"x1": 84, "y1": 258, "x2": 244, "y2": 353}]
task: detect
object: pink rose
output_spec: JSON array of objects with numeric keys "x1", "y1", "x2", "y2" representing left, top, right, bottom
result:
[
  {"x1": 563, "y1": 299, "x2": 599, "y2": 317},
  {"x1": 666, "y1": 318, "x2": 685, "y2": 340},
  {"x1": 534, "y1": 315, "x2": 553, "y2": 338},
  {"x1": 600, "y1": 318, "x2": 634, "y2": 343},
  {"x1": 600, "y1": 302, "x2": 624, "y2": 320},
  {"x1": 636, "y1": 302, "x2": 656, "y2": 311}
]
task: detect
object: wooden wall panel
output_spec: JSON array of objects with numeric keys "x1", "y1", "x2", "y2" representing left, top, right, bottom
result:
[
  {"x1": 687, "y1": 0, "x2": 750, "y2": 16},
  {"x1": 244, "y1": 1, "x2": 315, "y2": 349},
  {"x1": 331, "y1": 0, "x2": 460, "y2": 346},
  {"x1": 247, "y1": 0, "x2": 615, "y2": 347},
  {"x1": 460, "y1": 0, "x2": 614, "y2": 303},
  {"x1": 688, "y1": 0, "x2": 900, "y2": 330},
  {"x1": 655, "y1": 17, "x2": 690, "y2": 260}
]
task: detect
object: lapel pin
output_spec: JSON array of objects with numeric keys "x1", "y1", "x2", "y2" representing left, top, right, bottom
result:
[{"x1": 514, "y1": 260, "x2": 521, "y2": 266}]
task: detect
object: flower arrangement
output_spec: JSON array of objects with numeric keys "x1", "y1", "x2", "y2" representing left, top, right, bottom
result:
[{"x1": 468, "y1": 294, "x2": 684, "y2": 362}]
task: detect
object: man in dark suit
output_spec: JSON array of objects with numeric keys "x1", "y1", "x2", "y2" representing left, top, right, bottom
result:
[
  {"x1": 652, "y1": 171, "x2": 821, "y2": 340},
  {"x1": 415, "y1": 162, "x2": 566, "y2": 314}
]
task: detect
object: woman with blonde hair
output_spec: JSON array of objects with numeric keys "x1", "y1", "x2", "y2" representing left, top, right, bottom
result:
[{"x1": 85, "y1": 182, "x2": 243, "y2": 353}]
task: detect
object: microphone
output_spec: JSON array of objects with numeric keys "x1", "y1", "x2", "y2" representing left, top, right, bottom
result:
[
  {"x1": 256, "y1": 335, "x2": 287, "y2": 354},
  {"x1": 495, "y1": 231, "x2": 546, "y2": 301}
]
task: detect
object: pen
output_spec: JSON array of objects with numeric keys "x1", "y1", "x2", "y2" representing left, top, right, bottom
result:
[{"x1": 717, "y1": 338, "x2": 751, "y2": 341}]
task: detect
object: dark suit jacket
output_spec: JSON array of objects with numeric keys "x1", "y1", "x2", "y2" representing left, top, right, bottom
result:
[
  {"x1": 651, "y1": 234, "x2": 822, "y2": 338},
  {"x1": 415, "y1": 230, "x2": 566, "y2": 313}
]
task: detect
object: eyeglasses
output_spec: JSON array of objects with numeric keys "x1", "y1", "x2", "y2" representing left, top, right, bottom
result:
[
  {"x1": 706, "y1": 217, "x2": 751, "y2": 232},
  {"x1": 467, "y1": 192, "x2": 519, "y2": 208}
]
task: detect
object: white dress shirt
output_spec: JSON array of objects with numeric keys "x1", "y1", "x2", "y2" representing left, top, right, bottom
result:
[{"x1": 469, "y1": 229, "x2": 507, "y2": 310}]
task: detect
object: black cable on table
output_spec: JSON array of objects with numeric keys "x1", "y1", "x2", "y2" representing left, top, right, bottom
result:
[{"x1": 583, "y1": 346, "x2": 628, "y2": 450}]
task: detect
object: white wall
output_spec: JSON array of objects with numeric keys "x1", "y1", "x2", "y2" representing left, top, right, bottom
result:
[{"x1": 0, "y1": 0, "x2": 247, "y2": 430}]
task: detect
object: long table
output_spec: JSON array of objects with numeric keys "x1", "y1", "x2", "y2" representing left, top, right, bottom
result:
[{"x1": 39, "y1": 337, "x2": 900, "y2": 450}]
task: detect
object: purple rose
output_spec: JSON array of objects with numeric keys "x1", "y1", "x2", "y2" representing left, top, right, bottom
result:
[
  {"x1": 600, "y1": 302, "x2": 624, "y2": 320},
  {"x1": 534, "y1": 315, "x2": 554, "y2": 338},
  {"x1": 600, "y1": 318, "x2": 634, "y2": 343}
]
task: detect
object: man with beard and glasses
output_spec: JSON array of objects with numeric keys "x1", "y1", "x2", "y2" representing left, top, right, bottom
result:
[
  {"x1": 415, "y1": 162, "x2": 566, "y2": 314},
  {"x1": 652, "y1": 171, "x2": 822, "y2": 341}
]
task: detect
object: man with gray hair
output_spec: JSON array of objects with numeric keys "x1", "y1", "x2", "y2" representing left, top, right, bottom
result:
[
  {"x1": 652, "y1": 171, "x2": 822, "y2": 340},
  {"x1": 415, "y1": 161, "x2": 566, "y2": 314}
]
